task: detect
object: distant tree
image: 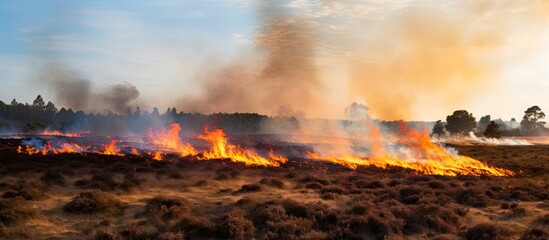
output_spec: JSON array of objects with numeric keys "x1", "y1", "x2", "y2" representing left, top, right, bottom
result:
[
  {"x1": 431, "y1": 120, "x2": 446, "y2": 137},
  {"x1": 478, "y1": 115, "x2": 491, "y2": 131},
  {"x1": 344, "y1": 102, "x2": 369, "y2": 121},
  {"x1": 483, "y1": 121, "x2": 501, "y2": 139},
  {"x1": 45, "y1": 101, "x2": 58, "y2": 113},
  {"x1": 151, "y1": 107, "x2": 160, "y2": 117},
  {"x1": 520, "y1": 106, "x2": 546, "y2": 134},
  {"x1": 446, "y1": 110, "x2": 477, "y2": 135},
  {"x1": 32, "y1": 95, "x2": 45, "y2": 110},
  {"x1": 133, "y1": 106, "x2": 141, "y2": 116}
]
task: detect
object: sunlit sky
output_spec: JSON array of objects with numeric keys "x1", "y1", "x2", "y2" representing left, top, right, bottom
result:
[{"x1": 0, "y1": 0, "x2": 548, "y2": 121}]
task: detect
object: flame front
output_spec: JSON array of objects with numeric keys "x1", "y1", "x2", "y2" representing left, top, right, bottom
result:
[
  {"x1": 18, "y1": 141, "x2": 89, "y2": 155},
  {"x1": 15, "y1": 122, "x2": 514, "y2": 176},
  {"x1": 198, "y1": 127, "x2": 287, "y2": 167},
  {"x1": 93, "y1": 140, "x2": 124, "y2": 156},
  {"x1": 306, "y1": 123, "x2": 514, "y2": 176},
  {"x1": 147, "y1": 123, "x2": 197, "y2": 157},
  {"x1": 41, "y1": 130, "x2": 87, "y2": 137}
]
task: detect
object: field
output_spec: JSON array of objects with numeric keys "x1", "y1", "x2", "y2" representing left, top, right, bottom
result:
[{"x1": 0, "y1": 138, "x2": 548, "y2": 240}]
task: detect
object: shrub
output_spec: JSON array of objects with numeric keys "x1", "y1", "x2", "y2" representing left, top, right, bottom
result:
[
  {"x1": 63, "y1": 191, "x2": 125, "y2": 215},
  {"x1": 359, "y1": 180, "x2": 385, "y2": 189},
  {"x1": 145, "y1": 195, "x2": 191, "y2": 229},
  {"x1": 168, "y1": 172, "x2": 183, "y2": 179},
  {"x1": 427, "y1": 181, "x2": 446, "y2": 190},
  {"x1": 305, "y1": 183, "x2": 323, "y2": 189},
  {"x1": 118, "y1": 173, "x2": 142, "y2": 192},
  {"x1": 263, "y1": 216, "x2": 314, "y2": 239},
  {"x1": 299, "y1": 176, "x2": 329, "y2": 186},
  {"x1": 282, "y1": 200, "x2": 309, "y2": 218},
  {"x1": 351, "y1": 204, "x2": 369, "y2": 215},
  {"x1": 216, "y1": 209, "x2": 255, "y2": 240},
  {"x1": 238, "y1": 184, "x2": 261, "y2": 193},
  {"x1": 399, "y1": 187, "x2": 422, "y2": 205},
  {"x1": 215, "y1": 166, "x2": 239, "y2": 180},
  {"x1": 465, "y1": 223, "x2": 509, "y2": 240},
  {"x1": 520, "y1": 228, "x2": 547, "y2": 240},
  {"x1": 534, "y1": 214, "x2": 549, "y2": 226},
  {"x1": 506, "y1": 207, "x2": 527, "y2": 218},
  {"x1": 119, "y1": 224, "x2": 149, "y2": 240},
  {"x1": 2, "y1": 187, "x2": 48, "y2": 201},
  {"x1": 454, "y1": 188, "x2": 491, "y2": 208},
  {"x1": 320, "y1": 186, "x2": 347, "y2": 195},
  {"x1": 402, "y1": 205, "x2": 461, "y2": 235},
  {"x1": 259, "y1": 178, "x2": 284, "y2": 188},
  {"x1": 0, "y1": 198, "x2": 38, "y2": 226},
  {"x1": 157, "y1": 231, "x2": 185, "y2": 240},
  {"x1": 75, "y1": 173, "x2": 119, "y2": 191},
  {"x1": 40, "y1": 172, "x2": 66, "y2": 186},
  {"x1": 250, "y1": 201, "x2": 286, "y2": 224},
  {"x1": 345, "y1": 215, "x2": 401, "y2": 240},
  {"x1": 93, "y1": 231, "x2": 121, "y2": 240}
]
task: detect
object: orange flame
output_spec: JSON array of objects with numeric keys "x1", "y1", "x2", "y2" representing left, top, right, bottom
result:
[
  {"x1": 198, "y1": 127, "x2": 287, "y2": 167},
  {"x1": 41, "y1": 130, "x2": 87, "y2": 137},
  {"x1": 150, "y1": 152, "x2": 163, "y2": 160},
  {"x1": 306, "y1": 123, "x2": 513, "y2": 176},
  {"x1": 18, "y1": 141, "x2": 89, "y2": 155},
  {"x1": 93, "y1": 140, "x2": 124, "y2": 156},
  {"x1": 131, "y1": 147, "x2": 141, "y2": 156},
  {"x1": 147, "y1": 123, "x2": 197, "y2": 157}
]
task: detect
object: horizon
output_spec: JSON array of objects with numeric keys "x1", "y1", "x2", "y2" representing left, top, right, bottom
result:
[{"x1": 0, "y1": 94, "x2": 537, "y2": 124}]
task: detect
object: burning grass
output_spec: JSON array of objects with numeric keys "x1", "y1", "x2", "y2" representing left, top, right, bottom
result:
[
  {"x1": 14, "y1": 122, "x2": 514, "y2": 177},
  {"x1": 0, "y1": 138, "x2": 547, "y2": 239}
]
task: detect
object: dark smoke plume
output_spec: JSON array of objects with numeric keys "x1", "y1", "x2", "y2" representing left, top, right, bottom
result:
[{"x1": 41, "y1": 64, "x2": 139, "y2": 114}]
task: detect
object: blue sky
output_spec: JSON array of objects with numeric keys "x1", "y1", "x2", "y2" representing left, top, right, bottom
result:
[{"x1": 0, "y1": 0, "x2": 548, "y2": 121}]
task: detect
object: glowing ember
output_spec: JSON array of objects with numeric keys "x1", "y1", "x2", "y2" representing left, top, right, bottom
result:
[
  {"x1": 198, "y1": 127, "x2": 287, "y2": 167},
  {"x1": 147, "y1": 123, "x2": 197, "y2": 156},
  {"x1": 306, "y1": 123, "x2": 513, "y2": 176}
]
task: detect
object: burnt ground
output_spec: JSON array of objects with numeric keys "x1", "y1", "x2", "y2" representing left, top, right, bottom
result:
[{"x1": 0, "y1": 139, "x2": 548, "y2": 240}]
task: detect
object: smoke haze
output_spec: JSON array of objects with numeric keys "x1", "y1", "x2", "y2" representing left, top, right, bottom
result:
[{"x1": 178, "y1": 1, "x2": 325, "y2": 117}]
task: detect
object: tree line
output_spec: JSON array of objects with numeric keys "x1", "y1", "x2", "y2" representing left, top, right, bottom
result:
[
  {"x1": 0, "y1": 95, "x2": 284, "y2": 135},
  {"x1": 431, "y1": 106, "x2": 548, "y2": 138}
]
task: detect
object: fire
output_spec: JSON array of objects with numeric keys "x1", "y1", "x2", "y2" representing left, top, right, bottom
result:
[
  {"x1": 268, "y1": 147, "x2": 288, "y2": 163},
  {"x1": 18, "y1": 141, "x2": 89, "y2": 155},
  {"x1": 198, "y1": 127, "x2": 287, "y2": 167},
  {"x1": 147, "y1": 123, "x2": 197, "y2": 157},
  {"x1": 150, "y1": 152, "x2": 163, "y2": 160},
  {"x1": 41, "y1": 130, "x2": 87, "y2": 137},
  {"x1": 14, "y1": 122, "x2": 513, "y2": 176},
  {"x1": 93, "y1": 140, "x2": 124, "y2": 156},
  {"x1": 306, "y1": 123, "x2": 514, "y2": 176}
]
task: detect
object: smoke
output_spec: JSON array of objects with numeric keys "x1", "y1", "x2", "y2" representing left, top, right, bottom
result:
[
  {"x1": 178, "y1": 1, "x2": 324, "y2": 117},
  {"x1": 433, "y1": 132, "x2": 532, "y2": 146},
  {"x1": 40, "y1": 64, "x2": 140, "y2": 114},
  {"x1": 347, "y1": 0, "x2": 549, "y2": 120}
]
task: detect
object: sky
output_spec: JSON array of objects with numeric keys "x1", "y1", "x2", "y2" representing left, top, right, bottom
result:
[{"x1": 0, "y1": 0, "x2": 548, "y2": 121}]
